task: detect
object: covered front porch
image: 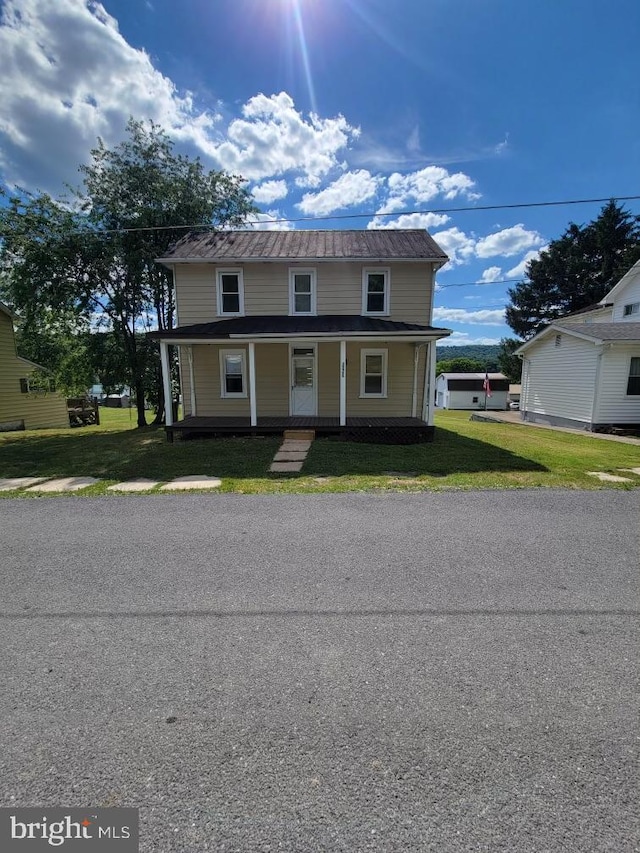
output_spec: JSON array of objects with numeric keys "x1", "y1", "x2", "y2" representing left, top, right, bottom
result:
[
  {"x1": 152, "y1": 314, "x2": 452, "y2": 444},
  {"x1": 165, "y1": 415, "x2": 434, "y2": 444}
]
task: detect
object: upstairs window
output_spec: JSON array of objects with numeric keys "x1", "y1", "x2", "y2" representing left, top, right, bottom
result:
[
  {"x1": 219, "y1": 350, "x2": 247, "y2": 398},
  {"x1": 623, "y1": 302, "x2": 639, "y2": 317},
  {"x1": 360, "y1": 349, "x2": 388, "y2": 397},
  {"x1": 627, "y1": 357, "x2": 640, "y2": 396},
  {"x1": 289, "y1": 269, "x2": 316, "y2": 315},
  {"x1": 362, "y1": 269, "x2": 390, "y2": 315},
  {"x1": 216, "y1": 269, "x2": 244, "y2": 316}
]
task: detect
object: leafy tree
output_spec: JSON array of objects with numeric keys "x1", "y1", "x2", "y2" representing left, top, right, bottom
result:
[
  {"x1": 435, "y1": 356, "x2": 485, "y2": 373},
  {"x1": 505, "y1": 201, "x2": 640, "y2": 339},
  {"x1": 497, "y1": 337, "x2": 522, "y2": 384},
  {"x1": 0, "y1": 119, "x2": 258, "y2": 426}
]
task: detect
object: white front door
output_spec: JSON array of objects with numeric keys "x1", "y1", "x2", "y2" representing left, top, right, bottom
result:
[{"x1": 290, "y1": 346, "x2": 316, "y2": 415}]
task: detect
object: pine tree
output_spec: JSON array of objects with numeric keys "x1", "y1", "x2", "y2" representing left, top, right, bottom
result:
[{"x1": 505, "y1": 201, "x2": 640, "y2": 339}]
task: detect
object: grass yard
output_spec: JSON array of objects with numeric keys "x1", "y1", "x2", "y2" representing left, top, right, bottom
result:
[{"x1": 0, "y1": 408, "x2": 638, "y2": 496}]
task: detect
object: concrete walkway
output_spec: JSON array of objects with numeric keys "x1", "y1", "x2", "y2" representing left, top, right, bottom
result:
[
  {"x1": 474, "y1": 411, "x2": 640, "y2": 445},
  {"x1": 269, "y1": 430, "x2": 315, "y2": 473}
]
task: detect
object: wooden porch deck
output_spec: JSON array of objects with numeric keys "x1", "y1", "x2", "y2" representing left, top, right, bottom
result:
[{"x1": 166, "y1": 416, "x2": 434, "y2": 444}]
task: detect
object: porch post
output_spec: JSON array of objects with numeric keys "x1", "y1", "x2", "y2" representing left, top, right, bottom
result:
[
  {"x1": 426, "y1": 340, "x2": 437, "y2": 425},
  {"x1": 248, "y1": 342, "x2": 257, "y2": 427},
  {"x1": 160, "y1": 340, "x2": 173, "y2": 427},
  {"x1": 339, "y1": 340, "x2": 347, "y2": 426},
  {"x1": 187, "y1": 346, "x2": 197, "y2": 416},
  {"x1": 411, "y1": 343, "x2": 420, "y2": 418}
]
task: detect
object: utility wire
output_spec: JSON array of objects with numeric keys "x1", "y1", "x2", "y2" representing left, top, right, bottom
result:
[{"x1": 1, "y1": 193, "x2": 639, "y2": 239}]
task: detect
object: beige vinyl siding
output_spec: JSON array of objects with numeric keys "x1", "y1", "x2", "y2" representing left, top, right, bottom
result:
[
  {"x1": 183, "y1": 340, "x2": 423, "y2": 419},
  {"x1": 612, "y1": 274, "x2": 640, "y2": 321},
  {"x1": 256, "y1": 344, "x2": 289, "y2": 415},
  {"x1": 521, "y1": 333, "x2": 597, "y2": 423},
  {"x1": 346, "y1": 342, "x2": 416, "y2": 416},
  {"x1": 175, "y1": 261, "x2": 435, "y2": 325},
  {"x1": 318, "y1": 342, "x2": 340, "y2": 416},
  {"x1": 191, "y1": 344, "x2": 250, "y2": 417},
  {"x1": 0, "y1": 312, "x2": 68, "y2": 430},
  {"x1": 594, "y1": 344, "x2": 640, "y2": 423}
]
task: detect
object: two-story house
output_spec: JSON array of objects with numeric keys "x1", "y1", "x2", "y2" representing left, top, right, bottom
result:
[
  {"x1": 152, "y1": 229, "x2": 451, "y2": 442},
  {"x1": 516, "y1": 258, "x2": 640, "y2": 430}
]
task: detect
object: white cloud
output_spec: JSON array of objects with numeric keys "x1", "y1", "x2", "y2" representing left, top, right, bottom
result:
[
  {"x1": 432, "y1": 227, "x2": 476, "y2": 266},
  {"x1": 505, "y1": 247, "x2": 548, "y2": 278},
  {"x1": 0, "y1": 0, "x2": 220, "y2": 193},
  {"x1": 477, "y1": 266, "x2": 503, "y2": 283},
  {"x1": 208, "y1": 92, "x2": 358, "y2": 184},
  {"x1": 245, "y1": 210, "x2": 295, "y2": 231},
  {"x1": 475, "y1": 224, "x2": 545, "y2": 258},
  {"x1": 0, "y1": 3, "x2": 359, "y2": 194},
  {"x1": 378, "y1": 165, "x2": 480, "y2": 215},
  {"x1": 251, "y1": 179, "x2": 288, "y2": 204},
  {"x1": 367, "y1": 212, "x2": 450, "y2": 230},
  {"x1": 297, "y1": 169, "x2": 380, "y2": 216},
  {"x1": 433, "y1": 307, "x2": 506, "y2": 325},
  {"x1": 442, "y1": 332, "x2": 503, "y2": 346}
]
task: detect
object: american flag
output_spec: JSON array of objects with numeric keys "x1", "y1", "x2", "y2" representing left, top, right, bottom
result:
[{"x1": 483, "y1": 372, "x2": 492, "y2": 397}]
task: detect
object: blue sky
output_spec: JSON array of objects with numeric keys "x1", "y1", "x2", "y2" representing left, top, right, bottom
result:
[{"x1": 0, "y1": 0, "x2": 638, "y2": 344}]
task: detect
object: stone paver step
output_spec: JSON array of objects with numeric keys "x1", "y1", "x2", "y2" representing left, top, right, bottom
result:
[
  {"x1": 586, "y1": 471, "x2": 632, "y2": 483},
  {"x1": 0, "y1": 477, "x2": 47, "y2": 491},
  {"x1": 160, "y1": 476, "x2": 222, "y2": 490},
  {"x1": 283, "y1": 430, "x2": 315, "y2": 440},
  {"x1": 26, "y1": 477, "x2": 101, "y2": 492},
  {"x1": 270, "y1": 461, "x2": 304, "y2": 473},
  {"x1": 107, "y1": 479, "x2": 161, "y2": 492}
]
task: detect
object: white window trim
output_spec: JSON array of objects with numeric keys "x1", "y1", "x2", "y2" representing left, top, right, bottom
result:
[
  {"x1": 626, "y1": 356, "x2": 640, "y2": 397},
  {"x1": 623, "y1": 302, "x2": 639, "y2": 317},
  {"x1": 216, "y1": 268, "x2": 245, "y2": 317},
  {"x1": 360, "y1": 348, "x2": 388, "y2": 398},
  {"x1": 361, "y1": 268, "x2": 390, "y2": 316},
  {"x1": 288, "y1": 268, "x2": 317, "y2": 316},
  {"x1": 219, "y1": 348, "x2": 247, "y2": 398}
]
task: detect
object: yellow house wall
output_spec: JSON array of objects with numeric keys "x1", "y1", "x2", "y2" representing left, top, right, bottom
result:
[
  {"x1": 175, "y1": 262, "x2": 435, "y2": 326},
  {"x1": 185, "y1": 341, "x2": 424, "y2": 419},
  {"x1": 0, "y1": 311, "x2": 69, "y2": 430}
]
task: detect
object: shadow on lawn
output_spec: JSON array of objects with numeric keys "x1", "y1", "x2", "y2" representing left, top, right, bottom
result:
[
  {"x1": 305, "y1": 426, "x2": 547, "y2": 477},
  {"x1": 0, "y1": 426, "x2": 281, "y2": 480}
]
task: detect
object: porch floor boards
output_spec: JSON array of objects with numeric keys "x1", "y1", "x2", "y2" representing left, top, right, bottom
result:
[{"x1": 165, "y1": 415, "x2": 433, "y2": 444}]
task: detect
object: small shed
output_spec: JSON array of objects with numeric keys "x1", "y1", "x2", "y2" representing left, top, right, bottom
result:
[{"x1": 435, "y1": 372, "x2": 509, "y2": 410}]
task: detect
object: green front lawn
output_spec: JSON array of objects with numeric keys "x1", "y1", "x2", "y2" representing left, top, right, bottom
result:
[{"x1": 0, "y1": 408, "x2": 638, "y2": 495}]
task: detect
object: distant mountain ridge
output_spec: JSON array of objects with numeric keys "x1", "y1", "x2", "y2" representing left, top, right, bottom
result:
[{"x1": 436, "y1": 344, "x2": 500, "y2": 370}]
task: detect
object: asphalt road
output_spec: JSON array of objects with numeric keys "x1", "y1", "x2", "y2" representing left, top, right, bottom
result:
[{"x1": 1, "y1": 490, "x2": 638, "y2": 852}]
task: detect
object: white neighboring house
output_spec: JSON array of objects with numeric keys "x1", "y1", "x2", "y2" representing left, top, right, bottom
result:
[
  {"x1": 435, "y1": 373, "x2": 509, "y2": 410},
  {"x1": 516, "y1": 259, "x2": 640, "y2": 431}
]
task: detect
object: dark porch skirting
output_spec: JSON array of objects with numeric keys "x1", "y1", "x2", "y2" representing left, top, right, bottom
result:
[{"x1": 166, "y1": 416, "x2": 434, "y2": 444}]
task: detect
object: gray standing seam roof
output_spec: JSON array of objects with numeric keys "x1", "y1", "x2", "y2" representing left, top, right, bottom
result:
[
  {"x1": 553, "y1": 322, "x2": 640, "y2": 341},
  {"x1": 158, "y1": 229, "x2": 448, "y2": 262}
]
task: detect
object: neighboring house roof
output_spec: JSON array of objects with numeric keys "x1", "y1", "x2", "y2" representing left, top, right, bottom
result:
[
  {"x1": 0, "y1": 301, "x2": 18, "y2": 320},
  {"x1": 553, "y1": 322, "x2": 640, "y2": 341},
  {"x1": 562, "y1": 302, "x2": 613, "y2": 318},
  {"x1": 599, "y1": 258, "x2": 640, "y2": 304},
  {"x1": 516, "y1": 321, "x2": 640, "y2": 353},
  {"x1": 437, "y1": 372, "x2": 506, "y2": 380},
  {"x1": 151, "y1": 315, "x2": 451, "y2": 340},
  {"x1": 157, "y1": 229, "x2": 448, "y2": 264}
]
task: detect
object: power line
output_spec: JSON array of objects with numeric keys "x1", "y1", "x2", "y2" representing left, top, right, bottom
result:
[
  {"x1": 1, "y1": 193, "x2": 639, "y2": 239},
  {"x1": 437, "y1": 278, "x2": 520, "y2": 289}
]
